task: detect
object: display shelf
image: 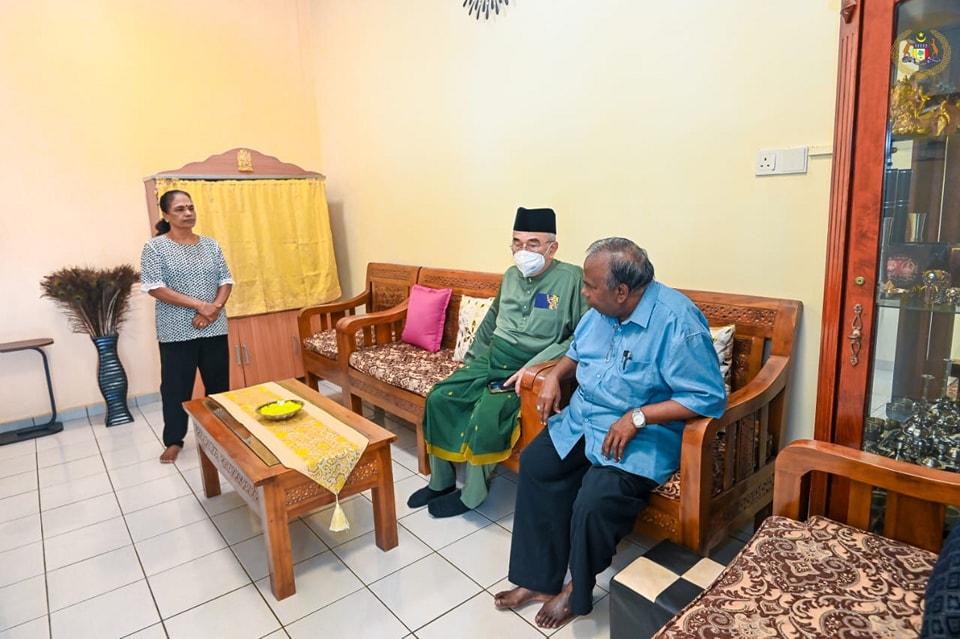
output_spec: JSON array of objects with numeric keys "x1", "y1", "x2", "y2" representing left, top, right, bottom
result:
[
  {"x1": 875, "y1": 297, "x2": 960, "y2": 313},
  {"x1": 816, "y1": 0, "x2": 960, "y2": 517}
]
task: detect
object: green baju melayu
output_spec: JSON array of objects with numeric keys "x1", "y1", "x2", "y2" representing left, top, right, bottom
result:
[
  {"x1": 425, "y1": 337, "x2": 530, "y2": 466},
  {"x1": 422, "y1": 259, "x2": 587, "y2": 508}
]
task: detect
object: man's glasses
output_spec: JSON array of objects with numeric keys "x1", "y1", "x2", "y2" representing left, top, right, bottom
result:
[{"x1": 511, "y1": 239, "x2": 552, "y2": 252}]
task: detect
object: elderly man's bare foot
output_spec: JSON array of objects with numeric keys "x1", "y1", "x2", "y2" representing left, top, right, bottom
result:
[
  {"x1": 493, "y1": 586, "x2": 552, "y2": 610},
  {"x1": 535, "y1": 582, "x2": 575, "y2": 629},
  {"x1": 159, "y1": 445, "x2": 181, "y2": 464}
]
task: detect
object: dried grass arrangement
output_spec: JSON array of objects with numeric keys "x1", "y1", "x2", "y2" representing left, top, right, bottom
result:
[{"x1": 40, "y1": 265, "x2": 140, "y2": 337}]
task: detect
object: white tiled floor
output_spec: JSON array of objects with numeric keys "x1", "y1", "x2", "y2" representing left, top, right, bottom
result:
[{"x1": 0, "y1": 382, "x2": 682, "y2": 639}]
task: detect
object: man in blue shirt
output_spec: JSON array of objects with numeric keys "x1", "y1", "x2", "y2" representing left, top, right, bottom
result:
[{"x1": 494, "y1": 237, "x2": 727, "y2": 629}]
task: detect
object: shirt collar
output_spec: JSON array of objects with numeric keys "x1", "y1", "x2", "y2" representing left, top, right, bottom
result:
[
  {"x1": 621, "y1": 280, "x2": 660, "y2": 328},
  {"x1": 524, "y1": 258, "x2": 560, "y2": 281}
]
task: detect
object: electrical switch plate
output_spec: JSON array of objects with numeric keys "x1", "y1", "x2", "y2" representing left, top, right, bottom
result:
[{"x1": 755, "y1": 147, "x2": 808, "y2": 176}]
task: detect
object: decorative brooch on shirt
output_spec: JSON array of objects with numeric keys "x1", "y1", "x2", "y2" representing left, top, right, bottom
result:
[{"x1": 534, "y1": 293, "x2": 560, "y2": 310}]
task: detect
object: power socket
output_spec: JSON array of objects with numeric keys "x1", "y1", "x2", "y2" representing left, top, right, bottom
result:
[
  {"x1": 755, "y1": 151, "x2": 777, "y2": 175},
  {"x1": 755, "y1": 147, "x2": 808, "y2": 176}
]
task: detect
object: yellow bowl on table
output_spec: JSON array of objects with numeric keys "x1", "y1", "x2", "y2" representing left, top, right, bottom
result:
[{"x1": 256, "y1": 399, "x2": 304, "y2": 421}]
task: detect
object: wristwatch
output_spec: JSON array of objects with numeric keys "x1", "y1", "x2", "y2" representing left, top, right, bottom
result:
[{"x1": 631, "y1": 408, "x2": 646, "y2": 429}]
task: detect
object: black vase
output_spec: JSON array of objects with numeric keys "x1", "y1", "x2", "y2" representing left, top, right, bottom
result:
[{"x1": 91, "y1": 335, "x2": 134, "y2": 426}]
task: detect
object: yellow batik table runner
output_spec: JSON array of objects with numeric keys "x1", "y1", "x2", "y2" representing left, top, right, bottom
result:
[{"x1": 211, "y1": 382, "x2": 368, "y2": 531}]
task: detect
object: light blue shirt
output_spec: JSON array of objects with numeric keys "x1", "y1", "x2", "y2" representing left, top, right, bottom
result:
[{"x1": 547, "y1": 281, "x2": 727, "y2": 484}]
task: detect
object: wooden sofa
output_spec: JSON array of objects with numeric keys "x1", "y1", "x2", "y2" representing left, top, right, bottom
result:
[
  {"x1": 325, "y1": 275, "x2": 802, "y2": 558},
  {"x1": 649, "y1": 439, "x2": 960, "y2": 637},
  {"x1": 336, "y1": 267, "x2": 508, "y2": 474},
  {"x1": 298, "y1": 263, "x2": 420, "y2": 390},
  {"x1": 518, "y1": 291, "x2": 802, "y2": 555}
]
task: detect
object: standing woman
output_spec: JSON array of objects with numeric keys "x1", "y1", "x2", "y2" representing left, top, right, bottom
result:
[{"x1": 141, "y1": 190, "x2": 234, "y2": 463}]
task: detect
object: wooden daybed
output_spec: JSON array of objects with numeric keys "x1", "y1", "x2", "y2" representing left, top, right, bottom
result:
[{"x1": 648, "y1": 439, "x2": 960, "y2": 637}]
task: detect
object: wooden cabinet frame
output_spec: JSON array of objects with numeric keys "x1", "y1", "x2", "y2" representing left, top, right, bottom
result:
[{"x1": 816, "y1": 0, "x2": 960, "y2": 515}]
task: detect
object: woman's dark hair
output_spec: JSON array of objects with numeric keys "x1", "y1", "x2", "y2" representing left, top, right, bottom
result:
[
  {"x1": 155, "y1": 189, "x2": 192, "y2": 236},
  {"x1": 586, "y1": 237, "x2": 655, "y2": 291}
]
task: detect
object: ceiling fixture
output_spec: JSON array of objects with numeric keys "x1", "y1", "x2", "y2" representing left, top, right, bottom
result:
[{"x1": 463, "y1": 0, "x2": 508, "y2": 20}]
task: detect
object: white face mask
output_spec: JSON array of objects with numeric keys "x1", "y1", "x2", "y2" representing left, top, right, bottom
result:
[{"x1": 514, "y1": 250, "x2": 546, "y2": 277}]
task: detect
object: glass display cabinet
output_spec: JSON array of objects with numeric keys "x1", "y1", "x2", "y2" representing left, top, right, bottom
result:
[{"x1": 817, "y1": 0, "x2": 960, "y2": 474}]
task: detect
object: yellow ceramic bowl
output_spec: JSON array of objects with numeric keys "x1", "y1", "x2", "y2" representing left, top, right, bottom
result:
[{"x1": 256, "y1": 399, "x2": 304, "y2": 421}]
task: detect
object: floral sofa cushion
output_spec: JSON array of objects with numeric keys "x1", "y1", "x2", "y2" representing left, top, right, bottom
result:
[
  {"x1": 303, "y1": 329, "x2": 366, "y2": 360},
  {"x1": 453, "y1": 295, "x2": 495, "y2": 362},
  {"x1": 348, "y1": 341, "x2": 462, "y2": 397},
  {"x1": 653, "y1": 515, "x2": 936, "y2": 638}
]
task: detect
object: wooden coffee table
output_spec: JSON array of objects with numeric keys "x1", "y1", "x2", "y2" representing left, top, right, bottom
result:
[{"x1": 183, "y1": 378, "x2": 398, "y2": 600}]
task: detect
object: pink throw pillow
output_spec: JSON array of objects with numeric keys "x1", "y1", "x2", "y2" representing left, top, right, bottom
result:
[{"x1": 401, "y1": 285, "x2": 453, "y2": 352}]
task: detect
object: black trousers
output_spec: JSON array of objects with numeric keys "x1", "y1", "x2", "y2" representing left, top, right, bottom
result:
[
  {"x1": 508, "y1": 428, "x2": 657, "y2": 616},
  {"x1": 158, "y1": 335, "x2": 229, "y2": 448}
]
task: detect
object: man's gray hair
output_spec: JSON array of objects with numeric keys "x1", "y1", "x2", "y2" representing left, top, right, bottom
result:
[{"x1": 586, "y1": 237, "x2": 655, "y2": 291}]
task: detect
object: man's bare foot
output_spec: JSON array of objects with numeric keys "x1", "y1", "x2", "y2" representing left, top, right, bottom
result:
[
  {"x1": 535, "y1": 582, "x2": 575, "y2": 629},
  {"x1": 493, "y1": 586, "x2": 552, "y2": 610},
  {"x1": 160, "y1": 445, "x2": 181, "y2": 464}
]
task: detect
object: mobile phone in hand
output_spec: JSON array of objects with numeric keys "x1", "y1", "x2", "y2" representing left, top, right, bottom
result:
[{"x1": 488, "y1": 380, "x2": 512, "y2": 394}]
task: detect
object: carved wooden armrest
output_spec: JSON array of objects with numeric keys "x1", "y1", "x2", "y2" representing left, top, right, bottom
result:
[
  {"x1": 774, "y1": 439, "x2": 960, "y2": 551},
  {"x1": 335, "y1": 300, "x2": 410, "y2": 358},
  {"x1": 297, "y1": 289, "x2": 371, "y2": 339},
  {"x1": 680, "y1": 355, "x2": 791, "y2": 459},
  {"x1": 519, "y1": 359, "x2": 561, "y2": 394},
  {"x1": 517, "y1": 358, "x2": 580, "y2": 448},
  {"x1": 518, "y1": 359, "x2": 561, "y2": 438},
  {"x1": 677, "y1": 355, "x2": 791, "y2": 533}
]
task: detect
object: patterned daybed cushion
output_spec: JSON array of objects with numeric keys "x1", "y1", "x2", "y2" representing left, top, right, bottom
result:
[
  {"x1": 653, "y1": 514, "x2": 937, "y2": 638},
  {"x1": 348, "y1": 342, "x2": 462, "y2": 397},
  {"x1": 303, "y1": 329, "x2": 366, "y2": 360}
]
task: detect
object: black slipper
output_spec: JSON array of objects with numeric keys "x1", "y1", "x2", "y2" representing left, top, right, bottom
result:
[
  {"x1": 406, "y1": 485, "x2": 456, "y2": 508},
  {"x1": 428, "y1": 489, "x2": 470, "y2": 518}
]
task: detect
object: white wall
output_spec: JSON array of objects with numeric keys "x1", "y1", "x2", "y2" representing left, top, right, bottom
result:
[
  {"x1": 0, "y1": 0, "x2": 842, "y2": 446},
  {"x1": 308, "y1": 0, "x2": 841, "y2": 442},
  {"x1": 0, "y1": 0, "x2": 322, "y2": 423}
]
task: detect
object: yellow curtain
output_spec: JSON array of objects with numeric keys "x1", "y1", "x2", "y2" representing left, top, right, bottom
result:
[{"x1": 155, "y1": 177, "x2": 341, "y2": 317}]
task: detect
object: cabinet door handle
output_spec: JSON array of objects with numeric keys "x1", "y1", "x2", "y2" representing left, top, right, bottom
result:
[
  {"x1": 234, "y1": 345, "x2": 242, "y2": 366},
  {"x1": 293, "y1": 336, "x2": 300, "y2": 356},
  {"x1": 243, "y1": 345, "x2": 250, "y2": 365},
  {"x1": 847, "y1": 303, "x2": 863, "y2": 366},
  {"x1": 841, "y1": 0, "x2": 856, "y2": 24}
]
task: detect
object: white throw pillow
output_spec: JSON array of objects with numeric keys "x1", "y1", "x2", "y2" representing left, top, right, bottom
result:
[
  {"x1": 710, "y1": 324, "x2": 736, "y2": 393},
  {"x1": 453, "y1": 295, "x2": 495, "y2": 362}
]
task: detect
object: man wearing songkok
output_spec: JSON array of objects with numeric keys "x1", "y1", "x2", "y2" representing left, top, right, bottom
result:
[{"x1": 408, "y1": 207, "x2": 588, "y2": 518}]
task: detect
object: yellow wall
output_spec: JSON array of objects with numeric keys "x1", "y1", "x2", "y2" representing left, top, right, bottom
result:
[
  {"x1": 0, "y1": 0, "x2": 322, "y2": 421},
  {"x1": 1, "y1": 0, "x2": 842, "y2": 445},
  {"x1": 309, "y1": 1, "x2": 840, "y2": 442}
]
